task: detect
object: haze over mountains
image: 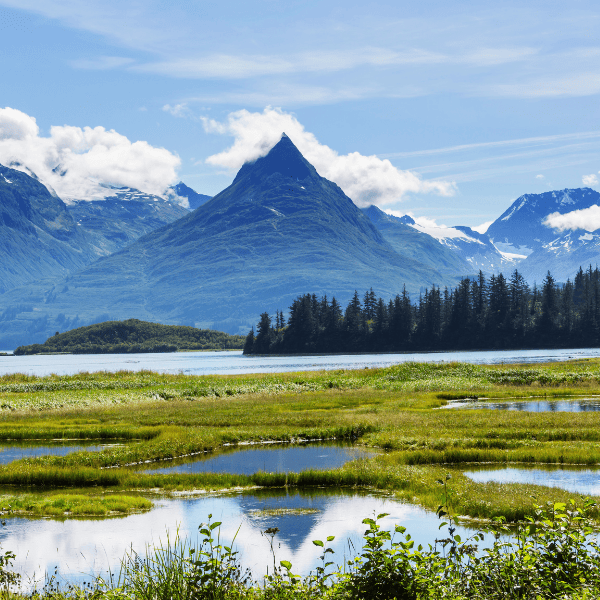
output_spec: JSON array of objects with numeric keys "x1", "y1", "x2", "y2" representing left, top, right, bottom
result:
[{"x1": 2, "y1": 133, "x2": 600, "y2": 347}]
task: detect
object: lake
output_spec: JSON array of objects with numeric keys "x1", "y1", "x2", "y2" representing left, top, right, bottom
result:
[
  {"x1": 1, "y1": 489, "x2": 480, "y2": 590},
  {"x1": 1, "y1": 347, "x2": 599, "y2": 377}
]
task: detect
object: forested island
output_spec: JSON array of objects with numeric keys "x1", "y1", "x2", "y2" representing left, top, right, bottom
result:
[
  {"x1": 244, "y1": 266, "x2": 600, "y2": 354},
  {"x1": 13, "y1": 319, "x2": 245, "y2": 355}
]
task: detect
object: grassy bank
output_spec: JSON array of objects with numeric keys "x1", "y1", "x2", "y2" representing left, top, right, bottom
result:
[{"x1": 1, "y1": 359, "x2": 600, "y2": 520}]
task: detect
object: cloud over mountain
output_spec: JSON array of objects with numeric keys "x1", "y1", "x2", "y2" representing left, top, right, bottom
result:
[
  {"x1": 202, "y1": 107, "x2": 455, "y2": 207},
  {"x1": 544, "y1": 205, "x2": 600, "y2": 232},
  {"x1": 0, "y1": 107, "x2": 181, "y2": 202}
]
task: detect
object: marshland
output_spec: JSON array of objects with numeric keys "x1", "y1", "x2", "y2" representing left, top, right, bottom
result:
[{"x1": 2, "y1": 357, "x2": 600, "y2": 598}]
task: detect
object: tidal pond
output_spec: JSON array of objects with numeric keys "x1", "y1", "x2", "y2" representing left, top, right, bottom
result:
[
  {"x1": 445, "y1": 397, "x2": 600, "y2": 412},
  {"x1": 0, "y1": 441, "x2": 121, "y2": 464},
  {"x1": 0, "y1": 488, "x2": 481, "y2": 590},
  {"x1": 137, "y1": 441, "x2": 378, "y2": 475},
  {"x1": 464, "y1": 465, "x2": 600, "y2": 496}
]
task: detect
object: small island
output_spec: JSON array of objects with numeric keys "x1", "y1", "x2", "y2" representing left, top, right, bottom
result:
[{"x1": 13, "y1": 319, "x2": 245, "y2": 355}]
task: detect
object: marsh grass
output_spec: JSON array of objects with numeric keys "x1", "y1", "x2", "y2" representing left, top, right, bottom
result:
[
  {"x1": 0, "y1": 491, "x2": 151, "y2": 517},
  {"x1": 4, "y1": 360, "x2": 600, "y2": 521},
  {"x1": 249, "y1": 508, "x2": 320, "y2": 516}
]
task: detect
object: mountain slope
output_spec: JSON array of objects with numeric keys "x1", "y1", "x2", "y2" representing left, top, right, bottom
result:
[
  {"x1": 517, "y1": 230, "x2": 600, "y2": 282},
  {"x1": 67, "y1": 187, "x2": 189, "y2": 256},
  {"x1": 382, "y1": 211, "x2": 515, "y2": 274},
  {"x1": 0, "y1": 164, "x2": 99, "y2": 293},
  {"x1": 0, "y1": 134, "x2": 457, "y2": 344},
  {"x1": 361, "y1": 206, "x2": 474, "y2": 276}
]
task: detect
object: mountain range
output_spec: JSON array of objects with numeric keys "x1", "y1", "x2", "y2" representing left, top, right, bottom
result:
[{"x1": 2, "y1": 134, "x2": 600, "y2": 347}]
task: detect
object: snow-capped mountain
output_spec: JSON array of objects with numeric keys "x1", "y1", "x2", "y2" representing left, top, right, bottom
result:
[
  {"x1": 68, "y1": 186, "x2": 189, "y2": 255},
  {"x1": 517, "y1": 229, "x2": 600, "y2": 283},
  {"x1": 402, "y1": 218, "x2": 517, "y2": 275},
  {"x1": 487, "y1": 188, "x2": 600, "y2": 255},
  {"x1": 361, "y1": 206, "x2": 473, "y2": 276},
  {"x1": 169, "y1": 182, "x2": 212, "y2": 210}
]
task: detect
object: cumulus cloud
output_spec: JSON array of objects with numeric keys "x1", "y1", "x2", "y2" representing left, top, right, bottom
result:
[
  {"x1": 582, "y1": 173, "x2": 599, "y2": 186},
  {"x1": 535, "y1": 174, "x2": 545, "y2": 179},
  {"x1": 472, "y1": 220, "x2": 493, "y2": 234},
  {"x1": 544, "y1": 205, "x2": 600, "y2": 232},
  {"x1": 0, "y1": 107, "x2": 181, "y2": 202},
  {"x1": 201, "y1": 107, "x2": 455, "y2": 207}
]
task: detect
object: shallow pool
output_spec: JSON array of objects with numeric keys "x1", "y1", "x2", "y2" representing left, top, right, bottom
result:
[
  {"x1": 444, "y1": 397, "x2": 600, "y2": 412},
  {"x1": 464, "y1": 465, "x2": 600, "y2": 496},
  {"x1": 0, "y1": 441, "x2": 121, "y2": 464},
  {"x1": 137, "y1": 442, "x2": 378, "y2": 475}
]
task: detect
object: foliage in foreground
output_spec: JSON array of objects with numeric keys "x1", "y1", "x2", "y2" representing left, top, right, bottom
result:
[{"x1": 18, "y1": 491, "x2": 600, "y2": 600}]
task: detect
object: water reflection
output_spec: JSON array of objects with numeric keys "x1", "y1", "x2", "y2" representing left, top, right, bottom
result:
[
  {"x1": 0, "y1": 442, "x2": 120, "y2": 464},
  {"x1": 137, "y1": 442, "x2": 378, "y2": 475},
  {"x1": 0, "y1": 489, "x2": 479, "y2": 589},
  {"x1": 464, "y1": 465, "x2": 600, "y2": 496},
  {"x1": 445, "y1": 397, "x2": 600, "y2": 412}
]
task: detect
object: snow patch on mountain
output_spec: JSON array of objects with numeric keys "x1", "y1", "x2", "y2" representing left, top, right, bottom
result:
[{"x1": 410, "y1": 223, "x2": 482, "y2": 243}]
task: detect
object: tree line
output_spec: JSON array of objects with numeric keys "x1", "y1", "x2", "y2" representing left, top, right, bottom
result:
[{"x1": 244, "y1": 266, "x2": 600, "y2": 354}]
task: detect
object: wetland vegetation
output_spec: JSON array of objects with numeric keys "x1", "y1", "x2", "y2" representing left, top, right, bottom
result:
[{"x1": 2, "y1": 358, "x2": 600, "y2": 597}]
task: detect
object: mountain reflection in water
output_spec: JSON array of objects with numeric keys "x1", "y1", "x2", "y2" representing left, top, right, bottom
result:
[{"x1": 0, "y1": 489, "x2": 479, "y2": 590}]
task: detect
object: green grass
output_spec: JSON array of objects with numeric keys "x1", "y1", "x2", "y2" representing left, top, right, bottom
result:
[
  {"x1": 2, "y1": 359, "x2": 600, "y2": 521},
  {"x1": 0, "y1": 491, "x2": 151, "y2": 517}
]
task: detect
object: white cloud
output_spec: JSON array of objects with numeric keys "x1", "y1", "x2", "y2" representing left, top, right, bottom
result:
[
  {"x1": 535, "y1": 174, "x2": 545, "y2": 179},
  {"x1": 163, "y1": 103, "x2": 194, "y2": 118},
  {"x1": 582, "y1": 173, "x2": 599, "y2": 186},
  {"x1": 472, "y1": 220, "x2": 493, "y2": 234},
  {"x1": 0, "y1": 107, "x2": 181, "y2": 202},
  {"x1": 544, "y1": 205, "x2": 600, "y2": 232},
  {"x1": 201, "y1": 107, "x2": 455, "y2": 207}
]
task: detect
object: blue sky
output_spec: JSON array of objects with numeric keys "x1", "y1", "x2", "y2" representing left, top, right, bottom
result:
[{"x1": 1, "y1": 0, "x2": 600, "y2": 229}]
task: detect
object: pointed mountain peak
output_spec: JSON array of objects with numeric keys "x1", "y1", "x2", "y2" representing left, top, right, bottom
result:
[{"x1": 234, "y1": 133, "x2": 317, "y2": 183}]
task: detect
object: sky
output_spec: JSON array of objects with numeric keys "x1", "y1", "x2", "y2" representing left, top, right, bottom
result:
[{"x1": 1, "y1": 0, "x2": 600, "y2": 229}]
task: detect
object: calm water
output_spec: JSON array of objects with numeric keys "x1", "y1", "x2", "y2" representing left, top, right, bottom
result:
[
  {"x1": 1, "y1": 489, "x2": 480, "y2": 589},
  {"x1": 1, "y1": 347, "x2": 599, "y2": 377},
  {"x1": 445, "y1": 397, "x2": 600, "y2": 412},
  {"x1": 464, "y1": 465, "x2": 600, "y2": 496},
  {"x1": 137, "y1": 442, "x2": 378, "y2": 475},
  {"x1": 0, "y1": 442, "x2": 122, "y2": 464}
]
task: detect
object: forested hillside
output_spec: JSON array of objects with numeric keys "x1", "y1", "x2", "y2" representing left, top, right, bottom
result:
[
  {"x1": 14, "y1": 319, "x2": 245, "y2": 355},
  {"x1": 245, "y1": 266, "x2": 600, "y2": 354}
]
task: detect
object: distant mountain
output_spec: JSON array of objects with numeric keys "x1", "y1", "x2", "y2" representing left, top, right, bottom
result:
[
  {"x1": 362, "y1": 205, "x2": 473, "y2": 276},
  {"x1": 0, "y1": 163, "x2": 98, "y2": 293},
  {"x1": 68, "y1": 187, "x2": 189, "y2": 256},
  {"x1": 485, "y1": 187, "x2": 600, "y2": 282},
  {"x1": 0, "y1": 134, "x2": 457, "y2": 345},
  {"x1": 487, "y1": 188, "x2": 600, "y2": 255},
  {"x1": 170, "y1": 182, "x2": 212, "y2": 210},
  {"x1": 380, "y1": 211, "x2": 515, "y2": 275},
  {"x1": 517, "y1": 230, "x2": 600, "y2": 283}
]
